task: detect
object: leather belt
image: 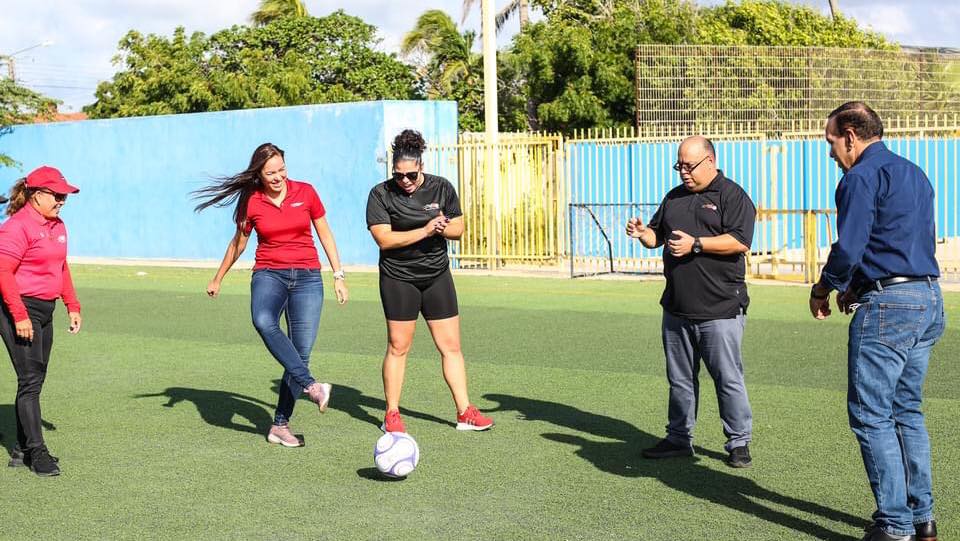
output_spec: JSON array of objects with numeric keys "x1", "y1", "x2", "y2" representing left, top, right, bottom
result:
[{"x1": 857, "y1": 276, "x2": 937, "y2": 295}]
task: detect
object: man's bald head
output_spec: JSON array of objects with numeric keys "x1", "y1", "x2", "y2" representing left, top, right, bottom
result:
[{"x1": 679, "y1": 136, "x2": 716, "y2": 159}]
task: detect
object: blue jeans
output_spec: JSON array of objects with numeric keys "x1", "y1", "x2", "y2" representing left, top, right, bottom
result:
[
  {"x1": 848, "y1": 280, "x2": 945, "y2": 536},
  {"x1": 250, "y1": 269, "x2": 323, "y2": 425}
]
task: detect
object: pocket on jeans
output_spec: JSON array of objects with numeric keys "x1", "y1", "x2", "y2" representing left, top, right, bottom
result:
[{"x1": 878, "y1": 302, "x2": 924, "y2": 350}]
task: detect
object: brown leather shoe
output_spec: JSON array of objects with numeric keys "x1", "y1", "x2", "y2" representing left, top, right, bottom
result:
[{"x1": 914, "y1": 520, "x2": 936, "y2": 541}]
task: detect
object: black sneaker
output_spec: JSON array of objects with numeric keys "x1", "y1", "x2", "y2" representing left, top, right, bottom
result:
[
  {"x1": 861, "y1": 523, "x2": 913, "y2": 541},
  {"x1": 641, "y1": 438, "x2": 694, "y2": 459},
  {"x1": 8, "y1": 445, "x2": 25, "y2": 467},
  {"x1": 9, "y1": 445, "x2": 58, "y2": 468},
  {"x1": 726, "y1": 445, "x2": 752, "y2": 468},
  {"x1": 914, "y1": 520, "x2": 936, "y2": 541},
  {"x1": 26, "y1": 447, "x2": 61, "y2": 477}
]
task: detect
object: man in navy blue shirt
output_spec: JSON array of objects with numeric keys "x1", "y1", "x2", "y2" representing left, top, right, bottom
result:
[{"x1": 810, "y1": 102, "x2": 944, "y2": 541}]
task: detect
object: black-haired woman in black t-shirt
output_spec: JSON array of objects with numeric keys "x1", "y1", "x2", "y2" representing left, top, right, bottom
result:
[{"x1": 365, "y1": 129, "x2": 493, "y2": 434}]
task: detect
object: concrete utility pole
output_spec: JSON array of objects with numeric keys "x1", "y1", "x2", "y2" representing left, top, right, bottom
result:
[
  {"x1": 481, "y1": 0, "x2": 501, "y2": 268},
  {"x1": 1, "y1": 41, "x2": 54, "y2": 82},
  {"x1": 828, "y1": 0, "x2": 840, "y2": 20}
]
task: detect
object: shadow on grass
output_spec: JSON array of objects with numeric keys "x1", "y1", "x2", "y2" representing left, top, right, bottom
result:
[
  {"x1": 483, "y1": 393, "x2": 863, "y2": 541},
  {"x1": 0, "y1": 404, "x2": 56, "y2": 457},
  {"x1": 134, "y1": 388, "x2": 275, "y2": 435},
  {"x1": 295, "y1": 382, "x2": 454, "y2": 430},
  {"x1": 356, "y1": 467, "x2": 406, "y2": 482},
  {"x1": 134, "y1": 382, "x2": 453, "y2": 440}
]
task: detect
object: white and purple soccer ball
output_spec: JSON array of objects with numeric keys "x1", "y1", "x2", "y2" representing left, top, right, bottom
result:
[{"x1": 374, "y1": 432, "x2": 420, "y2": 478}]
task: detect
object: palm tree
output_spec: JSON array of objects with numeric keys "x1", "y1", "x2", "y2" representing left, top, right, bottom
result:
[
  {"x1": 461, "y1": 0, "x2": 530, "y2": 33},
  {"x1": 250, "y1": 0, "x2": 309, "y2": 27},
  {"x1": 402, "y1": 10, "x2": 479, "y2": 99}
]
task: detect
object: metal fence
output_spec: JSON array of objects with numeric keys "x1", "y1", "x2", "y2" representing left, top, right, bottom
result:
[
  {"x1": 404, "y1": 116, "x2": 960, "y2": 281},
  {"x1": 564, "y1": 120, "x2": 960, "y2": 281},
  {"x1": 418, "y1": 134, "x2": 566, "y2": 270},
  {"x1": 635, "y1": 44, "x2": 960, "y2": 134}
]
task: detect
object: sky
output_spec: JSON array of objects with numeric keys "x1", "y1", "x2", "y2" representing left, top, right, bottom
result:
[{"x1": 1, "y1": 0, "x2": 958, "y2": 112}]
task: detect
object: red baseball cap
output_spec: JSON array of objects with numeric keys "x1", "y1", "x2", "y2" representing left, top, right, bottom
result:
[{"x1": 25, "y1": 166, "x2": 79, "y2": 195}]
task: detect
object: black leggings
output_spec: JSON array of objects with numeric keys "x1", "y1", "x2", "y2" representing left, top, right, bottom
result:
[{"x1": 0, "y1": 296, "x2": 56, "y2": 452}]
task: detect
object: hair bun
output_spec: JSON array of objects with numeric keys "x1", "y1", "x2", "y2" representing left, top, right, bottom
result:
[{"x1": 392, "y1": 129, "x2": 427, "y2": 160}]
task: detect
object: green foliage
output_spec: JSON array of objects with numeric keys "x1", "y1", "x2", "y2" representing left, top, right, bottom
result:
[
  {"x1": 402, "y1": 10, "x2": 485, "y2": 132},
  {"x1": 697, "y1": 0, "x2": 891, "y2": 48},
  {"x1": 508, "y1": 0, "x2": 894, "y2": 133},
  {"x1": 0, "y1": 78, "x2": 58, "y2": 168},
  {"x1": 509, "y1": 0, "x2": 698, "y2": 132},
  {"x1": 85, "y1": 12, "x2": 418, "y2": 119},
  {"x1": 250, "y1": 0, "x2": 309, "y2": 27}
]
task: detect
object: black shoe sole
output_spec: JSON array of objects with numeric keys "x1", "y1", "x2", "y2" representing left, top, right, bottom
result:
[
  {"x1": 726, "y1": 460, "x2": 752, "y2": 468},
  {"x1": 31, "y1": 467, "x2": 60, "y2": 477}
]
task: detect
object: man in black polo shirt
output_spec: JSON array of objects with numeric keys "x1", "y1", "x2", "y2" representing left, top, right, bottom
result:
[{"x1": 626, "y1": 135, "x2": 756, "y2": 468}]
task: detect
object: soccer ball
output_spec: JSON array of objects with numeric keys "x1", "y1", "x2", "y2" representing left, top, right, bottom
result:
[{"x1": 374, "y1": 432, "x2": 420, "y2": 478}]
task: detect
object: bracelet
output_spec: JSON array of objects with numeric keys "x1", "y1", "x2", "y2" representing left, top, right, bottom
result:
[
  {"x1": 332, "y1": 270, "x2": 345, "y2": 280},
  {"x1": 810, "y1": 284, "x2": 829, "y2": 299}
]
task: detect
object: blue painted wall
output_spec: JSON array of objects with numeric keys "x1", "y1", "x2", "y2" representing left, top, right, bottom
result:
[{"x1": 0, "y1": 100, "x2": 458, "y2": 264}]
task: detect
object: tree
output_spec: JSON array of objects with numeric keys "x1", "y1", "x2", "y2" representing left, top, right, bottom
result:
[
  {"x1": 251, "y1": 0, "x2": 309, "y2": 27},
  {"x1": 511, "y1": 0, "x2": 699, "y2": 132},
  {"x1": 510, "y1": 0, "x2": 893, "y2": 133},
  {"x1": 0, "y1": 79, "x2": 58, "y2": 167},
  {"x1": 696, "y1": 0, "x2": 888, "y2": 48},
  {"x1": 402, "y1": 10, "x2": 485, "y2": 131},
  {"x1": 85, "y1": 12, "x2": 419, "y2": 119},
  {"x1": 461, "y1": 0, "x2": 531, "y2": 32}
]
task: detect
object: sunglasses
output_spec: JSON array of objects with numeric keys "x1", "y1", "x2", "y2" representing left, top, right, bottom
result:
[
  {"x1": 392, "y1": 171, "x2": 419, "y2": 182},
  {"x1": 38, "y1": 189, "x2": 68, "y2": 202}
]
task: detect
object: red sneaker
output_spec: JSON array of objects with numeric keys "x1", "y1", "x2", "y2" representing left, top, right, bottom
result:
[
  {"x1": 456, "y1": 405, "x2": 494, "y2": 431},
  {"x1": 381, "y1": 409, "x2": 406, "y2": 433}
]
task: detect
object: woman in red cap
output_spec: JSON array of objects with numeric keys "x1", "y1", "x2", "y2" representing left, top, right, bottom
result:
[{"x1": 0, "y1": 165, "x2": 82, "y2": 477}]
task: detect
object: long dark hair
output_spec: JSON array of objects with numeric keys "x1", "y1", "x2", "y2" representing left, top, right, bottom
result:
[
  {"x1": 192, "y1": 143, "x2": 285, "y2": 228},
  {"x1": 5, "y1": 178, "x2": 34, "y2": 217},
  {"x1": 391, "y1": 129, "x2": 426, "y2": 166}
]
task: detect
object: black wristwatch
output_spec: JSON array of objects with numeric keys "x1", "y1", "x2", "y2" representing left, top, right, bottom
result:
[{"x1": 692, "y1": 237, "x2": 703, "y2": 254}]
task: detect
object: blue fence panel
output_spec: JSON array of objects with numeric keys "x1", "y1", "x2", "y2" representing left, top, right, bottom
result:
[{"x1": 0, "y1": 100, "x2": 458, "y2": 265}]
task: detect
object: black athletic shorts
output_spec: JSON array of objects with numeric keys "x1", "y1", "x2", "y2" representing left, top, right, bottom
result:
[{"x1": 379, "y1": 269, "x2": 459, "y2": 321}]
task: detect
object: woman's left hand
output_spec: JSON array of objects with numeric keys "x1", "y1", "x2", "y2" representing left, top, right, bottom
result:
[
  {"x1": 68, "y1": 311, "x2": 82, "y2": 334},
  {"x1": 334, "y1": 279, "x2": 349, "y2": 305}
]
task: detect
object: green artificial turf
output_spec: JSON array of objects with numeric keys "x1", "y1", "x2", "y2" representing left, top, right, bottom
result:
[{"x1": 0, "y1": 265, "x2": 956, "y2": 540}]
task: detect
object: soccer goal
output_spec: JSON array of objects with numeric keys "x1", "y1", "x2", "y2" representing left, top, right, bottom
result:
[{"x1": 568, "y1": 203, "x2": 663, "y2": 278}]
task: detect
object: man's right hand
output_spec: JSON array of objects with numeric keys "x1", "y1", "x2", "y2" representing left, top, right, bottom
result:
[{"x1": 625, "y1": 217, "x2": 646, "y2": 238}]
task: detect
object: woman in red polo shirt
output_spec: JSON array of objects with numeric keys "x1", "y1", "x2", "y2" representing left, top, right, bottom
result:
[
  {"x1": 0, "y1": 166, "x2": 82, "y2": 477},
  {"x1": 194, "y1": 143, "x2": 348, "y2": 448}
]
